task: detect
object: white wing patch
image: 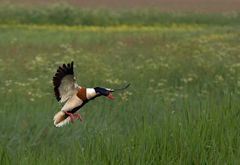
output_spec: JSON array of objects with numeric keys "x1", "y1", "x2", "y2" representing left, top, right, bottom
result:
[{"x1": 59, "y1": 75, "x2": 78, "y2": 103}]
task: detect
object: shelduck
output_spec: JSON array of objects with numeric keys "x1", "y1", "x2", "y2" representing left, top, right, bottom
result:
[{"x1": 52, "y1": 62, "x2": 130, "y2": 127}]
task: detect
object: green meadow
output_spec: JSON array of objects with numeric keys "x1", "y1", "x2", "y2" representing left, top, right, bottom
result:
[{"x1": 0, "y1": 5, "x2": 240, "y2": 164}]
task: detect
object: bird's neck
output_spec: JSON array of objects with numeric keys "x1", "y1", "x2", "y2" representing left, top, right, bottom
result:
[{"x1": 86, "y1": 88, "x2": 99, "y2": 100}]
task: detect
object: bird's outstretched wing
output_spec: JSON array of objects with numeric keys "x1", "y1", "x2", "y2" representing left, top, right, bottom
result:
[{"x1": 53, "y1": 62, "x2": 79, "y2": 103}]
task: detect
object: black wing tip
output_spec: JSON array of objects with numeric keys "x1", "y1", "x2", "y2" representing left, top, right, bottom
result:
[
  {"x1": 52, "y1": 61, "x2": 75, "y2": 101},
  {"x1": 54, "y1": 87, "x2": 61, "y2": 101},
  {"x1": 54, "y1": 61, "x2": 74, "y2": 78}
]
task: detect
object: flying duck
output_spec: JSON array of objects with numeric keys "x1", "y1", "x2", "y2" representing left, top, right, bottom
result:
[{"x1": 52, "y1": 62, "x2": 130, "y2": 127}]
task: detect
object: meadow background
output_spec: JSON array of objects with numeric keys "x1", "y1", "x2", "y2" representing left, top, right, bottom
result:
[{"x1": 0, "y1": 1, "x2": 240, "y2": 164}]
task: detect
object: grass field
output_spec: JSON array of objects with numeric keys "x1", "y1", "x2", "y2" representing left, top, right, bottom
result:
[
  {"x1": 0, "y1": 6, "x2": 240, "y2": 165},
  {"x1": 2, "y1": 0, "x2": 240, "y2": 12}
]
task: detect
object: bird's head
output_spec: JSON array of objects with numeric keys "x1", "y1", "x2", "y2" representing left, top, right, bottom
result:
[{"x1": 94, "y1": 87, "x2": 114, "y2": 100}]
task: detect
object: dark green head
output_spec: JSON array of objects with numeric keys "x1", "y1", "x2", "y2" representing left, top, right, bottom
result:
[{"x1": 94, "y1": 87, "x2": 114, "y2": 99}]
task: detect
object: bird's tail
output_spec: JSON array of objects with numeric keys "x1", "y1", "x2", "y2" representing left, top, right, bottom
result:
[{"x1": 53, "y1": 111, "x2": 70, "y2": 127}]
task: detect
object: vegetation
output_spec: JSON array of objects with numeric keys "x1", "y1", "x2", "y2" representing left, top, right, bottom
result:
[
  {"x1": 0, "y1": 4, "x2": 239, "y2": 26},
  {"x1": 0, "y1": 5, "x2": 240, "y2": 165}
]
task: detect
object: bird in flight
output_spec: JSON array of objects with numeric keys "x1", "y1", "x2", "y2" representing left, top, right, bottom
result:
[{"x1": 52, "y1": 62, "x2": 130, "y2": 127}]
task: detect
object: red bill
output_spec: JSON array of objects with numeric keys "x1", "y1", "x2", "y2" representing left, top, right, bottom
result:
[{"x1": 107, "y1": 92, "x2": 114, "y2": 100}]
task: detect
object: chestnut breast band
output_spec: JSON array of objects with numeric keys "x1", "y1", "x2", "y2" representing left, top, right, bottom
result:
[{"x1": 77, "y1": 87, "x2": 88, "y2": 102}]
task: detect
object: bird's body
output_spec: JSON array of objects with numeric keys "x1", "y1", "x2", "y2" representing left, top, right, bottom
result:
[
  {"x1": 52, "y1": 62, "x2": 126, "y2": 127},
  {"x1": 53, "y1": 86, "x2": 98, "y2": 127}
]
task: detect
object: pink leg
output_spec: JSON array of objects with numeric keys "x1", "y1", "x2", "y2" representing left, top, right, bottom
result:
[
  {"x1": 74, "y1": 113, "x2": 83, "y2": 122},
  {"x1": 65, "y1": 112, "x2": 74, "y2": 123}
]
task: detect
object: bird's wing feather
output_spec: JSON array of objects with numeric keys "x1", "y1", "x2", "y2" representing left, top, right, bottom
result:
[{"x1": 53, "y1": 62, "x2": 79, "y2": 103}]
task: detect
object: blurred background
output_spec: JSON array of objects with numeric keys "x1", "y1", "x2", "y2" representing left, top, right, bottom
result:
[
  {"x1": 0, "y1": 0, "x2": 240, "y2": 165},
  {"x1": 2, "y1": 0, "x2": 240, "y2": 11}
]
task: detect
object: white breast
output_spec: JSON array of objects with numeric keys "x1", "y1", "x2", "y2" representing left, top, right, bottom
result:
[{"x1": 61, "y1": 95, "x2": 83, "y2": 112}]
